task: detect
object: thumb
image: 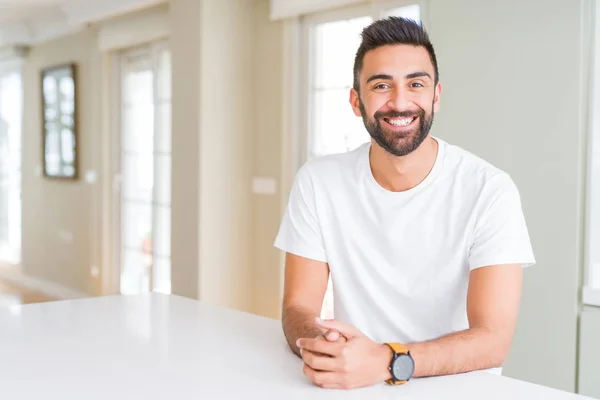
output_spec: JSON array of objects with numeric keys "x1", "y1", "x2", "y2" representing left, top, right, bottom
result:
[
  {"x1": 324, "y1": 329, "x2": 341, "y2": 342},
  {"x1": 316, "y1": 317, "x2": 362, "y2": 339}
]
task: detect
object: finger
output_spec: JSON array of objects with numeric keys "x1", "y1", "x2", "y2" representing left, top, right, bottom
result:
[
  {"x1": 324, "y1": 330, "x2": 341, "y2": 342},
  {"x1": 330, "y1": 331, "x2": 348, "y2": 343},
  {"x1": 315, "y1": 318, "x2": 363, "y2": 338},
  {"x1": 303, "y1": 363, "x2": 343, "y2": 388},
  {"x1": 301, "y1": 349, "x2": 342, "y2": 372},
  {"x1": 297, "y1": 338, "x2": 343, "y2": 357}
]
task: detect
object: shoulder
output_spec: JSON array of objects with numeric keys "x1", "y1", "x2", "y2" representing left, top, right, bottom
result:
[
  {"x1": 296, "y1": 143, "x2": 367, "y2": 185},
  {"x1": 439, "y1": 138, "x2": 522, "y2": 209},
  {"x1": 441, "y1": 138, "x2": 516, "y2": 189}
]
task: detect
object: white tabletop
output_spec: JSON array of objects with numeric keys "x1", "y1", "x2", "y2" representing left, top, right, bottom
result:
[{"x1": 0, "y1": 293, "x2": 593, "y2": 399}]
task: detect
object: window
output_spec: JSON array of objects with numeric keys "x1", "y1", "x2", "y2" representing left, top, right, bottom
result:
[
  {"x1": 303, "y1": 2, "x2": 421, "y2": 318},
  {"x1": 305, "y1": 3, "x2": 421, "y2": 160},
  {"x1": 0, "y1": 69, "x2": 22, "y2": 265},
  {"x1": 584, "y1": 5, "x2": 600, "y2": 306},
  {"x1": 117, "y1": 42, "x2": 172, "y2": 295}
]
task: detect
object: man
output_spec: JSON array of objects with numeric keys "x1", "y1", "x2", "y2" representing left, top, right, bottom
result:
[{"x1": 274, "y1": 17, "x2": 535, "y2": 390}]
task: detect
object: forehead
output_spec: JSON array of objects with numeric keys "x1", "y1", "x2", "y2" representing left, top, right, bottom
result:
[{"x1": 360, "y1": 44, "x2": 434, "y2": 80}]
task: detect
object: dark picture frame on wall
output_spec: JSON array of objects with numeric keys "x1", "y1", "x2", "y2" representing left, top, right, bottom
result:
[{"x1": 41, "y1": 63, "x2": 78, "y2": 180}]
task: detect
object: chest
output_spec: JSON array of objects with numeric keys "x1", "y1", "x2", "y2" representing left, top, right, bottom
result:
[{"x1": 317, "y1": 182, "x2": 478, "y2": 284}]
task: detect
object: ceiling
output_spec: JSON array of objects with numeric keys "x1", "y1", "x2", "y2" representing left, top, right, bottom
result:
[
  {"x1": 0, "y1": 0, "x2": 165, "y2": 48},
  {"x1": 0, "y1": 0, "x2": 63, "y2": 21}
]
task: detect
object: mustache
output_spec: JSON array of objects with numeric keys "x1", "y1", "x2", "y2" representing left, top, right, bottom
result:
[{"x1": 374, "y1": 109, "x2": 425, "y2": 120}]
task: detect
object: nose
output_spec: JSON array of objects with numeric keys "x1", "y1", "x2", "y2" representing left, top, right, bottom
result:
[{"x1": 386, "y1": 86, "x2": 412, "y2": 111}]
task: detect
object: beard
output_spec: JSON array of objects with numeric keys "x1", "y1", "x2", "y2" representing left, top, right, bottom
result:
[{"x1": 359, "y1": 98, "x2": 435, "y2": 157}]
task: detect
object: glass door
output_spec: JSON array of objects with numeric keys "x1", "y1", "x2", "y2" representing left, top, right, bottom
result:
[
  {"x1": 0, "y1": 69, "x2": 22, "y2": 265},
  {"x1": 117, "y1": 42, "x2": 171, "y2": 295}
]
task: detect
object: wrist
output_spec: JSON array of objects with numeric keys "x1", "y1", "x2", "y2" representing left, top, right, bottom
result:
[
  {"x1": 406, "y1": 343, "x2": 422, "y2": 378},
  {"x1": 378, "y1": 343, "x2": 394, "y2": 381}
]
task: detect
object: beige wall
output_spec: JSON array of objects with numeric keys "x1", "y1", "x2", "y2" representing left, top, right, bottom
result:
[
  {"x1": 18, "y1": 0, "x2": 269, "y2": 314},
  {"x1": 21, "y1": 29, "x2": 103, "y2": 297},
  {"x1": 169, "y1": 0, "x2": 201, "y2": 301},
  {"x1": 197, "y1": 0, "x2": 255, "y2": 312},
  {"x1": 252, "y1": 0, "x2": 285, "y2": 319},
  {"x1": 170, "y1": 0, "x2": 258, "y2": 313}
]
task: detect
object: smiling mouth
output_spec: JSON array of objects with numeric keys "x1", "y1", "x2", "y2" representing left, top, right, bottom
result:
[{"x1": 383, "y1": 116, "x2": 418, "y2": 128}]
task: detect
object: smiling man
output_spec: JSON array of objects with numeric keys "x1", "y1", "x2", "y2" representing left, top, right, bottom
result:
[{"x1": 274, "y1": 17, "x2": 535, "y2": 390}]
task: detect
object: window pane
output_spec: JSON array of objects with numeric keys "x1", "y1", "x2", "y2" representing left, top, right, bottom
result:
[
  {"x1": 123, "y1": 104, "x2": 154, "y2": 153},
  {"x1": 384, "y1": 4, "x2": 420, "y2": 21},
  {"x1": 590, "y1": 149, "x2": 600, "y2": 288},
  {"x1": 315, "y1": 16, "x2": 372, "y2": 89},
  {"x1": 153, "y1": 257, "x2": 171, "y2": 294},
  {"x1": 123, "y1": 58, "x2": 153, "y2": 106},
  {"x1": 0, "y1": 177, "x2": 7, "y2": 243},
  {"x1": 155, "y1": 154, "x2": 171, "y2": 206},
  {"x1": 0, "y1": 71, "x2": 22, "y2": 264},
  {"x1": 122, "y1": 154, "x2": 153, "y2": 202},
  {"x1": 157, "y1": 49, "x2": 171, "y2": 102},
  {"x1": 120, "y1": 44, "x2": 171, "y2": 295},
  {"x1": 312, "y1": 88, "x2": 370, "y2": 157},
  {"x1": 155, "y1": 103, "x2": 171, "y2": 153},
  {"x1": 121, "y1": 201, "x2": 152, "y2": 251},
  {"x1": 153, "y1": 205, "x2": 170, "y2": 258},
  {"x1": 121, "y1": 249, "x2": 151, "y2": 295}
]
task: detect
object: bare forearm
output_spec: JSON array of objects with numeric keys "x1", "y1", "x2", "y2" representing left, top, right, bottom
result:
[
  {"x1": 407, "y1": 328, "x2": 510, "y2": 378},
  {"x1": 282, "y1": 305, "x2": 324, "y2": 356}
]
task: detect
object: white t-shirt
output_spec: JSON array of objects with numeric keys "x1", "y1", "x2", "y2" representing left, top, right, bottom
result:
[{"x1": 274, "y1": 137, "x2": 535, "y2": 370}]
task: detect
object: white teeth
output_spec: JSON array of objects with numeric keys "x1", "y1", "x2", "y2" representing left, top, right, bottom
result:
[{"x1": 388, "y1": 117, "x2": 414, "y2": 127}]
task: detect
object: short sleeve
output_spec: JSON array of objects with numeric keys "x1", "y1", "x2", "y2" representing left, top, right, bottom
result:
[
  {"x1": 274, "y1": 165, "x2": 327, "y2": 263},
  {"x1": 469, "y1": 174, "x2": 536, "y2": 270}
]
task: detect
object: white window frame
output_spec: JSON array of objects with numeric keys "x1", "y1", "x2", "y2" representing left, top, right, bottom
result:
[
  {"x1": 108, "y1": 40, "x2": 171, "y2": 296},
  {"x1": 300, "y1": 0, "x2": 427, "y2": 165},
  {"x1": 97, "y1": 9, "x2": 169, "y2": 296},
  {"x1": 0, "y1": 59, "x2": 24, "y2": 267},
  {"x1": 583, "y1": 2, "x2": 600, "y2": 307}
]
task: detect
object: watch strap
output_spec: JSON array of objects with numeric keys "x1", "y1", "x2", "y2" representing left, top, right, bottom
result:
[{"x1": 384, "y1": 342, "x2": 410, "y2": 385}]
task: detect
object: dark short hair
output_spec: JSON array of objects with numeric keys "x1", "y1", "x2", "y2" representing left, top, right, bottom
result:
[{"x1": 353, "y1": 17, "x2": 439, "y2": 91}]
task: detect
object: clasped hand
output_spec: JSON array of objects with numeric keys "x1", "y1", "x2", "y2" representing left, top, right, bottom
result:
[{"x1": 296, "y1": 318, "x2": 392, "y2": 390}]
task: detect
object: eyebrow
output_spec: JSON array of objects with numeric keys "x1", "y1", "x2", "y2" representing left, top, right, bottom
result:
[
  {"x1": 365, "y1": 71, "x2": 432, "y2": 83},
  {"x1": 405, "y1": 71, "x2": 432, "y2": 80},
  {"x1": 366, "y1": 74, "x2": 393, "y2": 84}
]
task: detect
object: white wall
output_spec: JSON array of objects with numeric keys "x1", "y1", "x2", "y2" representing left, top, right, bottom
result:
[
  {"x1": 426, "y1": 0, "x2": 585, "y2": 391},
  {"x1": 578, "y1": 308, "x2": 600, "y2": 397}
]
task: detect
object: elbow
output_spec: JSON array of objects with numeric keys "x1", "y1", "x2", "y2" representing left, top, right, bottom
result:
[
  {"x1": 491, "y1": 335, "x2": 514, "y2": 367},
  {"x1": 477, "y1": 326, "x2": 513, "y2": 367},
  {"x1": 492, "y1": 348, "x2": 509, "y2": 367}
]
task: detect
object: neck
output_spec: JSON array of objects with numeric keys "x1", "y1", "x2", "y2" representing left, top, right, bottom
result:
[{"x1": 369, "y1": 136, "x2": 439, "y2": 192}]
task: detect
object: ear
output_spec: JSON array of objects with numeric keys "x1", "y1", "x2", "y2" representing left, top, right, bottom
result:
[
  {"x1": 433, "y1": 82, "x2": 442, "y2": 113},
  {"x1": 350, "y1": 88, "x2": 362, "y2": 117}
]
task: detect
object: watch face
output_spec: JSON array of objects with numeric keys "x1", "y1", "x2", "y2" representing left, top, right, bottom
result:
[{"x1": 392, "y1": 354, "x2": 415, "y2": 381}]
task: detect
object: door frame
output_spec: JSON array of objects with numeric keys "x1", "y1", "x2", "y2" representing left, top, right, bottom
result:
[{"x1": 103, "y1": 40, "x2": 170, "y2": 295}]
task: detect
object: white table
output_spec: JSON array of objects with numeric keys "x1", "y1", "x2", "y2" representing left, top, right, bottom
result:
[{"x1": 0, "y1": 293, "x2": 593, "y2": 399}]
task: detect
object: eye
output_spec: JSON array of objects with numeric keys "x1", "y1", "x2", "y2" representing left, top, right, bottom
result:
[
  {"x1": 410, "y1": 82, "x2": 424, "y2": 88},
  {"x1": 374, "y1": 83, "x2": 391, "y2": 90}
]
